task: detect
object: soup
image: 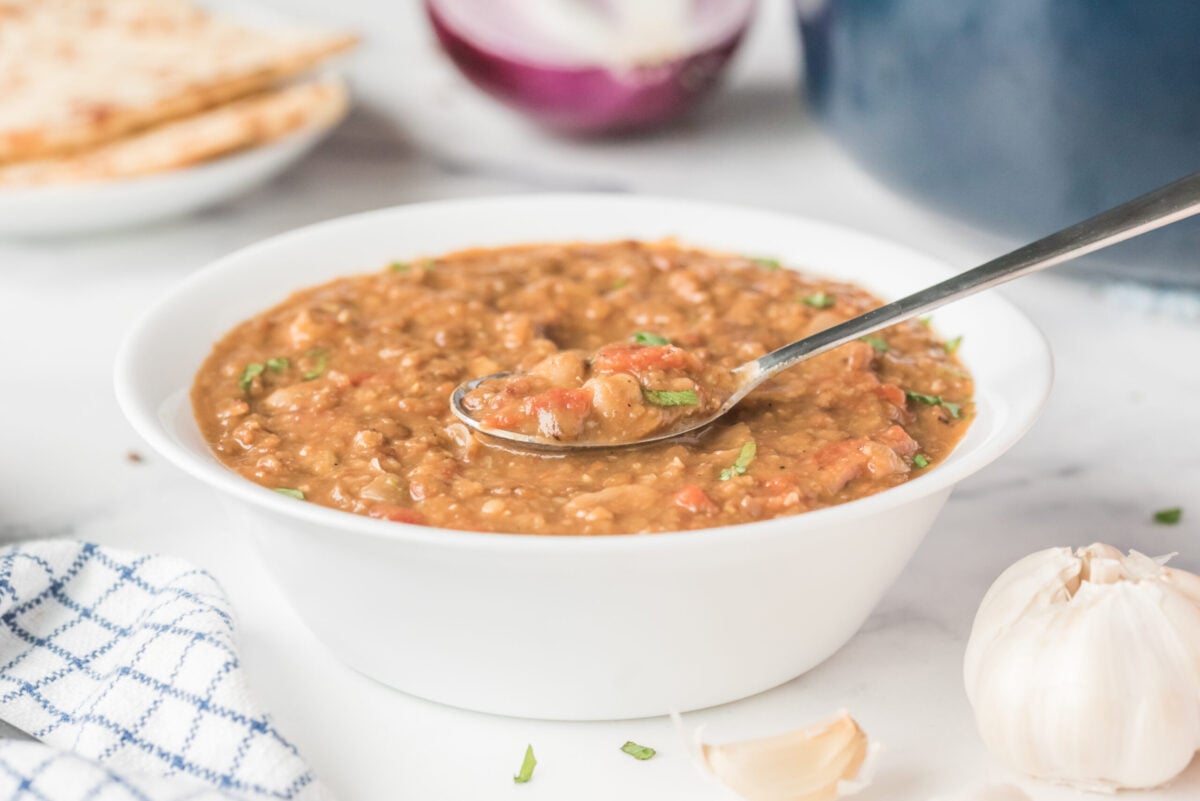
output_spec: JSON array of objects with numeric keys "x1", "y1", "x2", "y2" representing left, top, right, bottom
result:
[{"x1": 191, "y1": 241, "x2": 972, "y2": 534}]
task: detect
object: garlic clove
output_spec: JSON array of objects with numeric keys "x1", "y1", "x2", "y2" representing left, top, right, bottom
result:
[{"x1": 695, "y1": 711, "x2": 876, "y2": 801}]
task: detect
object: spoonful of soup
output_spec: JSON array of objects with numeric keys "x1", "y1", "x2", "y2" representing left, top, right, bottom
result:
[
  {"x1": 455, "y1": 339, "x2": 738, "y2": 446},
  {"x1": 451, "y1": 171, "x2": 1200, "y2": 449}
]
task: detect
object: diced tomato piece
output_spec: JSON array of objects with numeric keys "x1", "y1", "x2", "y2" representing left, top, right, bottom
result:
[
  {"x1": 674, "y1": 484, "x2": 718, "y2": 515},
  {"x1": 591, "y1": 344, "x2": 698, "y2": 375},
  {"x1": 523, "y1": 387, "x2": 593, "y2": 416},
  {"x1": 814, "y1": 438, "x2": 868, "y2": 468},
  {"x1": 876, "y1": 424, "x2": 919, "y2": 457},
  {"x1": 876, "y1": 384, "x2": 907, "y2": 408},
  {"x1": 349, "y1": 371, "x2": 375, "y2": 386},
  {"x1": 518, "y1": 388, "x2": 593, "y2": 439},
  {"x1": 482, "y1": 410, "x2": 522, "y2": 429},
  {"x1": 812, "y1": 438, "x2": 870, "y2": 495},
  {"x1": 369, "y1": 505, "x2": 425, "y2": 525}
]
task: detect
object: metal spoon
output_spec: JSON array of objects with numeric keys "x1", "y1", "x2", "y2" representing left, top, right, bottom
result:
[{"x1": 451, "y1": 171, "x2": 1200, "y2": 450}]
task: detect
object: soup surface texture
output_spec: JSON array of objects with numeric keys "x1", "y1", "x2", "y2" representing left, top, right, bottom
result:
[{"x1": 192, "y1": 241, "x2": 973, "y2": 535}]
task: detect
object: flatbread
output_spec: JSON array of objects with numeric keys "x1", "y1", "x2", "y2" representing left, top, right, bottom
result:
[
  {"x1": 0, "y1": 0, "x2": 356, "y2": 162},
  {"x1": 0, "y1": 78, "x2": 349, "y2": 186}
]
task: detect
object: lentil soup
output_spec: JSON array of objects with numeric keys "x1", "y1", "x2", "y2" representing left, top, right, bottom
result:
[{"x1": 191, "y1": 241, "x2": 973, "y2": 534}]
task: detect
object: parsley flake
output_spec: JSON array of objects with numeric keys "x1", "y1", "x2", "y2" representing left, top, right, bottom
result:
[
  {"x1": 918, "y1": 316, "x2": 932, "y2": 327},
  {"x1": 274, "y1": 488, "x2": 305, "y2": 500},
  {"x1": 620, "y1": 741, "x2": 656, "y2": 761},
  {"x1": 861, "y1": 336, "x2": 889, "y2": 353},
  {"x1": 906, "y1": 390, "x2": 963, "y2": 419},
  {"x1": 265, "y1": 357, "x2": 289, "y2": 372},
  {"x1": 944, "y1": 336, "x2": 963, "y2": 354},
  {"x1": 302, "y1": 349, "x2": 328, "y2": 380},
  {"x1": 801, "y1": 292, "x2": 835, "y2": 309},
  {"x1": 612, "y1": 277, "x2": 629, "y2": 290},
  {"x1": 913, "y1": 454, "x2": 930, "y2": 468},
  {"x1": 632, "y1": 331, "x2": 670, "y2": 346},
  {"x1": 1154, "y1": 507, "x2": 1183, "y2": 525},
  {"x1": 388, "y1": 261, "x2": 410, "y2": 273},
  {"x1": 719, "y1": 441, "x2": 757, "y2": 481},
  {"x1": 238, "y1": 363, "x2": 264, "y2": 393},
  {"x1": 513, "y1": 744, "x2": 537, "y2": 784},
  {"x1": 753, "y1": 256, "x2": 782, "y2": 270},
  {"x1": 643, "y1": 389, "x2": 698, "y2": 407}
]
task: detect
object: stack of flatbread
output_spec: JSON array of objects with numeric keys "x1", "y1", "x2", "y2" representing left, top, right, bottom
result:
[{"x1": 0, "y1": 0, "x2": 356, "y2": 187}]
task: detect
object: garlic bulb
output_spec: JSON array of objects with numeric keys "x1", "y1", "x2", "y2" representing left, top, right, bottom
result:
[
  {"x1": 964, "y1": 543, "x2": 1200, "y2": 790},
  {"x1": 689, "y1": 711, "x2": 876, "y2": 801}
]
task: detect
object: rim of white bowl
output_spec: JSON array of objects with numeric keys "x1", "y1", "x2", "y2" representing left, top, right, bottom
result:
[{"x1": 114, "y1": 194, "x2": 1054, "y2": 553}]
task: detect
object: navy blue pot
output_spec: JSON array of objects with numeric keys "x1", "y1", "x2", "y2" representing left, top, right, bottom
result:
[{"x1": 800, "y1": 0, "x2": 1200, "y2": 287}]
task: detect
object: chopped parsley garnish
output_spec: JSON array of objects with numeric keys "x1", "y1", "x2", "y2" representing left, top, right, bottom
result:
[
  {"x1": 801, "y1": 292, "x2": 835, "y2": 309},
  {"x1": 302, "y1": 349, "x2": 328, "y2": 380},
  {"x1": 632, "y1": 331, "x2": 670, "y2": 346},
  {"x1": 274, "y1": 488, "x2": 305, "y2": 500},
  {"x1": 913, "y1": 454, "x2": 930, "y2": 468},
  {"x1": 861, "y1": 336, "x2": 889, "y2": 353},
  {"x1": 753, "y1": 256, "x2": 782, "y2": 270},
  {"x1": 388, "y1": 261, "x2": 410, "y2": 273},
  {"x1": 238, "y1": 363, "x2": 264, "y2": 393},
  {"x1": 719, "y1": 441, "x2": 757, "y2": 481},
  {"x1": 620, "y1": 741, "x2": 657, "y2": 761},
  {"x1": 944, "y1": 336, "x2": 963, "y2": 354},
  {"x1": 918, "y1": 316, "x2": 932, "y2": 327},
  {"x1": 265, "y1": 357, "x2": 289, "y2": 372},
  {"x1": 643, "y1": 389, "x2": 698, "y2": 406},
  {"x1": 612, "y1": 277, "x2": 629, "y2": 290},
  {"x1": 513, "y1": 744, "x2": 537, "y2": 784},
  {"x1": 1154, "y1": 507, "x2": 1183, "y2": 525},
  {"x1": 906, "y1": 390, "x2": 962, "y2": 419}
]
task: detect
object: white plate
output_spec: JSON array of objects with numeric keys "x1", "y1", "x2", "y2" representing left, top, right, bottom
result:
[
  {"x1": 0, "y1": 124, "x2": 340, "y2": 237},
  {"x1": 0, "y1": 0, "x2": 347, "y2": 238}
]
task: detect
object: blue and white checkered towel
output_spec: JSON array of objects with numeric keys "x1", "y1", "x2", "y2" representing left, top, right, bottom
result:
[{"x1": 0, "y1": 541, "x2": 330, "y2": 801}]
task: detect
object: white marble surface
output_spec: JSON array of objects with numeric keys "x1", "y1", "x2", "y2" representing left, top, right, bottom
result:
[{"x1": 2, "y1": 1, "x2": 1200, "y2": 798}]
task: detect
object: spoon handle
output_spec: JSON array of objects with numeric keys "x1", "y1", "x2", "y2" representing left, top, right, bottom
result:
[{"x1": 747, "y1": 170, "x2": 1200, "y2": 382}]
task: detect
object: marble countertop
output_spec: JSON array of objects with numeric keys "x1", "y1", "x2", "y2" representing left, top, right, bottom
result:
[{"x1": 2, "y1": 1, "x2": 1199, "y2": 798}]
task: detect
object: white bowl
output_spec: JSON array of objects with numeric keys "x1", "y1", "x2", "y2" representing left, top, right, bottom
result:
[{"x1": 114, "y1": 195, "x2": 1052, "y2": 720}]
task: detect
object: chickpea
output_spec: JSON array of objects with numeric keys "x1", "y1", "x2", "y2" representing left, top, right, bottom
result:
[
  {"x1": 584, "y1": 373, "x2": 642, "y2": 419},
  {"x1": 529, "y1": 351, "x2": 586, "y2": 387}
]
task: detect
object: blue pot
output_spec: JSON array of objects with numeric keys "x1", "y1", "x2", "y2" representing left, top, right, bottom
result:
[{"x1": 800, "y1": 0, "x2": 1200, "y2": 288}]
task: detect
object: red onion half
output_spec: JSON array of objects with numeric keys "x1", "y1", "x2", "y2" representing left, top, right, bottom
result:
[{"x1": 426, "y1": 0, "x2": 757, "y2": 133}]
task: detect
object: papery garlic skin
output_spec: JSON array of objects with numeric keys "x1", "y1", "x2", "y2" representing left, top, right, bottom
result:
[
  {"x1": 964, "y1": 544, "x2": 1200, "y2": 790},
  {"x1": 694, "y1": 711, "x2": 875, "y2": 801}
]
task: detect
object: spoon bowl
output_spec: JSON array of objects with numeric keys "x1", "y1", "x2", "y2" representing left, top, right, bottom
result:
[{"x1": 449, "y1": 363, "x2": 763, "y2": 449}]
